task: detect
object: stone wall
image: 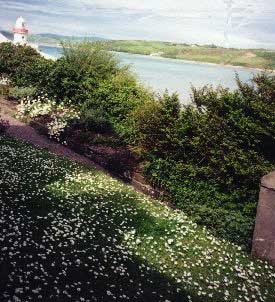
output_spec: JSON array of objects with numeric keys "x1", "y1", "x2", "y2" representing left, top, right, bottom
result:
[{"x1": 252, "y1": 171, "x2": 275, "y2": 265}]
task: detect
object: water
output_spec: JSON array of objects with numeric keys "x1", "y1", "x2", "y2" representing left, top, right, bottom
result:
[
  {"x1": 40, "y1": 46, "x2": 63, "y2": 59},
  {"x1": 40, "y1": 45, "x2": 257, "y2": 103}
]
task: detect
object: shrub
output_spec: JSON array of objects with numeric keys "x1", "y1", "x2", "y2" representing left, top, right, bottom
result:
[
  {"x1": 0, "y1": 75, "x2": 11, "y2": 86},
  {"x1": 47, "y1": 42, "x2": 152, "y2": 137},
  {"x1": 143, "y1": 158, "x2": 256, "y2": 247},
  {"x1": 141, "y1": 73, "x2": 275, "y2": 248},
  {"x1": 83, "y1": 69, "x2": 153, "y2": 131},
  {"x1": 126, "y1": 91, "x2": 181, "y2": 154},
  {"x1": 0, "y1": 42, "x2": 53, "y2": 88},
  {"x1": 16, "y1": 94, "x2": 55, "y2": 119},
  {"x1": 77, "y1": 108, "x2": 113, "y2": 134},
  {"x1": 9, "y1": 86, "x2": 37, "y2": 101},
  {"x1": 90, "y1": 134, "x2": 125, "y2": 148},
  {"x1": 48, "y1": 42, "x2": 121, "y2": 104}
]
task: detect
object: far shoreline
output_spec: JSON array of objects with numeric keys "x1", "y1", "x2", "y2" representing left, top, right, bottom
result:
[
  {"x1": 115, "y1": 50, "x2": 271, "y2": 72},
  {"x1": 38, "y1": 43, "x2": 273, "y2": 72}
]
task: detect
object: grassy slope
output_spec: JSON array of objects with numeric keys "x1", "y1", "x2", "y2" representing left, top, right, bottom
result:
[
  {"x1": 0, "y1": 135, "x2": 275, "y2": 302},
  {"x1": 107, "y1": 40, "x2": 275, "y2": 70}
]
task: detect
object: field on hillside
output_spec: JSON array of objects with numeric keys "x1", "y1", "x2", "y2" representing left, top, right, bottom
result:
[
  {"x1": 0, "y1": 135, "x2": 275, "y2": 302},
  {"x1": 107, "y1": 40, "x2": 275, "y2": 70}
]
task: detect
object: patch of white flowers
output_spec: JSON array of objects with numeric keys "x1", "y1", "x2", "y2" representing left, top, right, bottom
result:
[
  {"x1": 47, "y1": 107, "x2": 79, "y2": 141},
  {"x1": 16, "y1": 94, "x2": 79, "y2": 142},
  {"x1": 0, "y1": 76, "x2": 11, "y2": 86},
  {"x1": 17, "y1": 94, "x2": 54, "y2": 118},
  {"x1": 0, "y1": 136, "x2": 275, "y2": 302}
]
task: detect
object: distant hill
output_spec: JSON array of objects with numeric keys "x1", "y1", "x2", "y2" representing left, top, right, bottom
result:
[
  {"x1": 39, "y1": 33, "x2": 105, "y2": 42},
  {"x1": 0, "y1": 30, "x2": 13, "y2": 41},
  {"x1": 0, "y1": 30, "x2": 106, "y2": 46},
  {"x1": 0, "y1": 33, "x2": 9, "y2": 43},
  {"x1": 31, "y1": 33, "x2": 106, "y2": 46},
  {"x1": 1, "y1": 29, "x2": 274, "y2": 69}
]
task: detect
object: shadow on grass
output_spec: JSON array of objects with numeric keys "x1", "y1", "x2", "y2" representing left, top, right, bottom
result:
[{"x1": 0, "y1": 136, "x2": 198, "y2": 302}]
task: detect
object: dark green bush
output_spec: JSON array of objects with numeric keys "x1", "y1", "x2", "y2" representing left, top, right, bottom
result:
[
  {"x1": 126, "y1": 91, "x2": 181, "y2": 153},
  {"x1": 46, "y1": 42, "x2": 152, "y2": 134},
  {"x1": 83, "y1": 69, "x2": 153, "y2": 132},
  {"x1": 77, "y1": 108, "x2": 113, "y2": 134},
  {"x1": 48, "y1": 42, "x2": 122, "y2": 104},
  {"x1": 90, "y1": 134, "x2": 125, "y2": 148},
  {"x1": 143, "y1": 157, "x2": 256, "y2": 247},
  {"x1": 140, "y1": 73, "x2": 275, "y2": 248},
  {"x1": 0, "y1": 42, "x2": 53, "y2": 88}
]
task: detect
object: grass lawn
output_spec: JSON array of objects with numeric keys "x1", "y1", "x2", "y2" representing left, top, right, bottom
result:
[{"x1": 0, "y1": 135, "x2": 274, "y2": 302}]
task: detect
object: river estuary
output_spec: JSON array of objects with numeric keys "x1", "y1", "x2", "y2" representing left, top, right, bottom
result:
[{"x1": 40, "y1": 45, "x2": 258, "y2": 103}]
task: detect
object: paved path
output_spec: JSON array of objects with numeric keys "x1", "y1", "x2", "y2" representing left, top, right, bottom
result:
[{"x1": 0, "y1": 98, "x2": 98, "y2": 169}]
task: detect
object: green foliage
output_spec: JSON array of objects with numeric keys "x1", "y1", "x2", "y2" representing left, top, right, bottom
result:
[
  {"x1": 89, "y1": 133, "x2": 125, "y2": 148},
  {"x1": 47, "y1": 41, "x2": 152, "y2": 133},
  {"x1": 48, "y1": 42, "x2": 121, "y2": 104},
  {"x1": 0, "y1": 42, "x2": 53, "y2": 88},
  {"x1": 9, "y1": 86, "x2": 37, "y2": 100},
  {"x1": 126, "y1": 91, "x2": 181, "y2": 153},
  {"x1": 143, "y1": 158, "x2": 256, "y2": 246},
  {"x1": 83, "y1": 69, "x2": 153, "y2": 131},
  {"x1": 141, "y1": 73, "x2": 275, "y2": 248},
  {"x1": 76, "y1": 108, "x2": 113, "y2": 134}
]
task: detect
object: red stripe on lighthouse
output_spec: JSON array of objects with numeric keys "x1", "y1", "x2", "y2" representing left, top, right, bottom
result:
[{"x1": 13, "y1": 28, "x2": 29, "y2": 34}]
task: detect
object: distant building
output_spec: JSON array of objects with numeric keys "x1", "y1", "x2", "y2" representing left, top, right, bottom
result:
[{"x1": 13, "y1": 16, "x2": 29, "y2": 45}]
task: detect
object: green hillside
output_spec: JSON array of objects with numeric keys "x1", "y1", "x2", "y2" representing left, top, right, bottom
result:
[{"x1": 106, "y1": 40, "x2": 275, "y2": 70}]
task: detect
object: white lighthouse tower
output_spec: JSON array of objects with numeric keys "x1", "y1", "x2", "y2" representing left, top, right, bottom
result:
[{"x1": 13, "y1": 16, "x2": 29, "y2": 45}]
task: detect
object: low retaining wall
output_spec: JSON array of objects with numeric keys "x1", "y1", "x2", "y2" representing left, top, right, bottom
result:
[
  {"x1": 82, "y1": 146, "x2": 163, "y2": 199},
  {"x1": 30, "y1": 120, "x2": 163, "y2": 199},
  {"x1": 252, "y1": 171, "x2": 275, "y2": 265}
]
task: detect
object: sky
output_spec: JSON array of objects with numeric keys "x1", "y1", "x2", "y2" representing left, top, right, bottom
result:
[{"x1": 0, "y1": 0, "x2": 275, "y2": 49}]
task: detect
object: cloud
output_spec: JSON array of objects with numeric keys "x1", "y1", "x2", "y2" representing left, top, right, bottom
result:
[{"x1": 0, "y1": 0, "x2": 274, "y2": 48}]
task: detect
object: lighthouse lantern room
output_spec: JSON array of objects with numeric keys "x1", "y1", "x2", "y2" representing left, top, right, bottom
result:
[{"x1": 13, "y1": 16, "x2": 29, "y2": 45}]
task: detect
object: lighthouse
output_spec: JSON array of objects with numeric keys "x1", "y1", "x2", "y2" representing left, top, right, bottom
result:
[{"x1": 13, "y1": 16, "x2": 29, "y2": 45}]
